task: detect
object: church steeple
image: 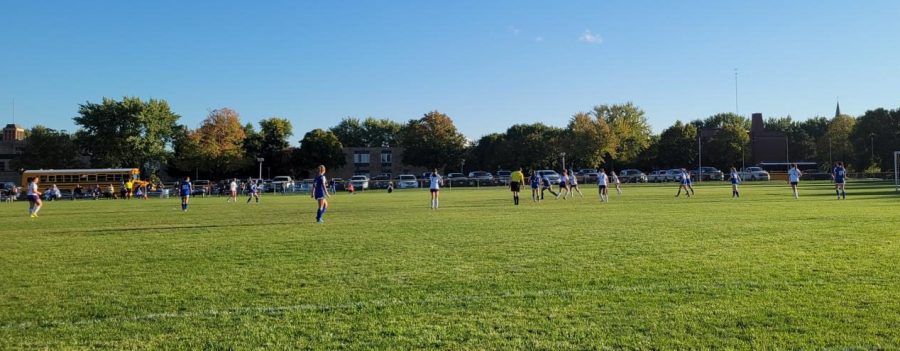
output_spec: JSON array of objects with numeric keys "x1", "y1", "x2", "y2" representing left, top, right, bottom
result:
[{"x1": 835, "y1": 100, "x2": 841, "y2": 117}]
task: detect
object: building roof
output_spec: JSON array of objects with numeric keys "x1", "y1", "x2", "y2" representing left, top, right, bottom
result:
[{"x1": 4, "y1": 124, "x2": 24, "y2": 130}]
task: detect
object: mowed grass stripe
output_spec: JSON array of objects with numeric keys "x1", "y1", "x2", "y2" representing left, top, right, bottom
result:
[{"x1": 1, "y1": 182, "x2": 898, "y2": 349}]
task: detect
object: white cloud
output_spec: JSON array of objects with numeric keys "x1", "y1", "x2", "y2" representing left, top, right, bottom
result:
[
  {"x1": 509, "y1": 26, "x2": 520, "y2": 35},
  {"x1": 534, "y1": 36, "x2": 544, "y2": 42},
  {"x1": 579, "y1": 29, "x2": 602, "y2": 44}
]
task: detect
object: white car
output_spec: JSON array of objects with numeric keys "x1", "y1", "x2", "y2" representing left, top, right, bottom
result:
[
  {"x1": 271, "y1": 176, "x2": 294, "y2": 190},
  {"x1": 738, "y1": 167, "x2": 771, "y2": 181},
  {"x1": 535, "y1": 170, "x2": 561, "y2": 184},
  {"x1": 349, "y1": 175, "x2": 370, "y2": 190},
  {"x1": 397, "y1": 174, "x2": 418, "y2": 189}
]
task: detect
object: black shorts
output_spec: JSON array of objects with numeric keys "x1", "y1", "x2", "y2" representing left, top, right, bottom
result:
[
  {"x1": 430, "y1": 188, "x2": 439, "y2": 193},
  {"x1": 598, "y1": 185, "x2": 607, "y2": 190},
  {"x1": 790, "y1": 181, "x2": 798, "y2": 186},
  {"x1": 510, "y1": 182, "x2": 521, "y2": 192}
]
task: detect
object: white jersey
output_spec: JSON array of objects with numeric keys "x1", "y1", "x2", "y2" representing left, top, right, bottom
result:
[
  {"x1": 611, "y1": 173, "x2": 620, "y2": 184},
  {"x1": 788, "y1": 168, "x2": 801, "y2": 183},
  {"x1": 569, "y1": 174, "x2": 578, "y2": 185},
  {"x1": 27, "y1": 182, "x2": 38, "y2": 196},
  {"x1": 230, "y1": 181, "x2": 238, "y2": 191},
  {"x1": 429, "y1": 174, "x2": 443, "y2": 190},
  {"x1": 597, "y1": 173, "x2": 608, "y2": 186}
]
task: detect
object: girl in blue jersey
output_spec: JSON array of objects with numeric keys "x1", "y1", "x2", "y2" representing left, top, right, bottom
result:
[
  {"x1": 313, "y1": 165, "x2": 331, "y2": 223},
  {"x1": 540, "y1": 174, "x2": 558, "y2": 200},
  {"x1": 26, "y1": 177, "x2": 43, "y2": 218},
  {"x1": 429, "y1": 168, "x2": 443, "y2": 209},
  {"x1": 556, "y1": 170, "x2": 571, "y2": 200},
  {"x1": 788, "y1": 163, "x2": 803, "y2": 199},
  {"x1": 832, "y1": 162, "x2": 847, "y2": 199},
  {"x1": 246, "y1": 180, "x2": 260, "y2": 203},
  {"x1": 179, "y1": 176, "x2": 193, "y2": 211},
  {"x1": 729, "y1": 167, "x2": 741, "y2": 198},
  {"x1": 597, "y1": 168, "x2": 609, "y2": 202}
]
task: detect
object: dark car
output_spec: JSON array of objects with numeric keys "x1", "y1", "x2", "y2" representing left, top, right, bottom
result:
[
  {"x1": 618, "y1": 169, "x2": 647, "y2": 183},
  {"x1": 694, "y1": 167, "x2": 725, "y2": 181}
]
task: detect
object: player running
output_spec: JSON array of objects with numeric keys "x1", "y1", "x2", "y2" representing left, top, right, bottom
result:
[
  {"x1": 509, "y1": 167, "x2": 525, "y2": 205},
  {"x1": 541, "y1": 173, "x2": 558, "y2": 200},
  {"x1": 675, "y1": 168, "x2": 692, "y2": 198},
  {"x1": 832, "y1": 161, "x2": 847, "y2": 199},
  {"x1": 228, "y1": 178, "x2": 238, "y2": 203},
  {"x1": 530, "y1": 171, "x2": 541, "y2": 202},
  {"x1": 246, "y1": 179, "x2": 261, "y2": 203},
  {"x1": 568, "y1": 170, "x2": 584, "y2": 198},
  {"x1": 729, "y1": 167, "x2": 741, "y2": 198},
  {"x1": 788, "y1": 163, "x2": 803, "y2": 199},
  {"x1": 597, "y1": 168, "x2": 609, "y2": 202},
  {"x1": 179, "y1": 176, "x2": 193, "y2": 212},
  {"x1": 429, "y1": 169, "x2": 443, "y2": 209},
  {"x1": 26, "y1": 177, "x2": 43, "y2": 218},
  {"x1": 610, "y1": 170, "x2": 622, "y2": 195},
  {"x1": 311, "y1": 165, "x2": 331, "y2": 223},
  {"x1": 556, "y1": 170, "x2": 571, "y2": 200}
]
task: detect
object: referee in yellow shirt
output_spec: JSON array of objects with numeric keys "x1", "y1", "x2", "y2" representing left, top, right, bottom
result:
[{"x1": 509, "y1": 167, "x2": 525, "y2": 205}]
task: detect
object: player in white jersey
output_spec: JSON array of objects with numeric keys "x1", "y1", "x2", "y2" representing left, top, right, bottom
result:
[
  {"x1": 788, "y1": 163, "x2": 803, "y2": 199},
  {"x1": 228, "y1": 179, "x2": 238, "y2": 203},
  {"x1": 675, "y1": 168, "x2": 692, "y2": 198},
  {"x1": 556, "y1": 170, "x2": 571, "y2": 200},
  {"x1": 568, "y1": 170, "x2": 584, "y2": 198},
  {"x1": 610, "y1": 170, "x2": 622, "y2": 195},
  {"x1": 429, "y1": 169, "x2": 443, "y2": 209},
  {"x1": 729, "y1": 167, "x2": 741, "y2": 198},
  {"x1": 596, "y1": 168, "x2": 609, "y2": 202},
  {"x1": 26, "y1": 177, "x2": 43, "y2": 218}
]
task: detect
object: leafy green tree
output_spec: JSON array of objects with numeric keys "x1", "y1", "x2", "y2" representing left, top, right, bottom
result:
[
  {"x1": 468, "y1": 133, "x2": 507, "y2": 171},
  {"x1": 330, "y1": 117, "x2": 366, "y2": 147},
  {"x1": 10, "y1": 126, "x2": 84, "y2": 171},
  {"x1": 258, "y1": 117, "x2": 294, "y2": 175},
  {"x1": 399, "y1": 111, "x2": 467, "y2": 169},
  {"x1": 566, "y1": 112, "x2": 615, "y2": 168},
  {"x1": 851, "y1": 108, "x2": 898, "y2": 171},
  {"x1": 73, "y1": 97, "x2": 180, "y2": 173},
  {"x1": 362, "y1": 117, "x2": 403, "y2": 147},
  {"x1": 593, "y1": 103, "x2": 652, "y2": 164},
  {"x1": 705, "y1": 122, "x2": 750, "y2": 169},
  {"x1": 823, "y1": 114, "x2": 856, "y2": 169},
  {"x1": 504, "y1": 123, "x2": 564, "y2": 169},
  {"x1": 657, "y1": 121, "x2": 697, "y2": 168},
  {"x1": 297, "y1": 129, "x2": 346, "y2": 173},
  {"x1": 701, "y1": 113, "x2": 751, "y2": 130}
]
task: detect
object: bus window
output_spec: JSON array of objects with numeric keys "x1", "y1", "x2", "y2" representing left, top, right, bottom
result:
[
  {"x1": 98, "y1": 174, "x2": 107, "y2": 182},
  {"x1": 86, "y1": 174, "x2": 96, "y2": 182},
  {"x1": 40, "y1": 176, "x2": 48, "y2": 182}
]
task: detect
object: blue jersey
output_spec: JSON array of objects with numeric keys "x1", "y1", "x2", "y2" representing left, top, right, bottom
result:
[
  {"x1": 542, "y1": 176, "x2": 551, "y2": 187},
  {"x1": 314, "y1": 175, "x2": 327, "y2": 198},
  {"x1": 833, "y1": 167, "x2": 846, "y2": 183},
  {"x1": 530, "y1": 176, "x2": 540, "y2": 189},
  {"x1": 730, "y1": 172, "x2": 740, "y2": 184},
  {"x1": 249, "y1": 183, "x2": 258, "y2": 193},
  {"x1": 179, "y1": 181, "x2": 191, "y2": 195}
]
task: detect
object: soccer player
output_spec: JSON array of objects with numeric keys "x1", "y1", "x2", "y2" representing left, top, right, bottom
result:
[
  {"x1": 610, "y1": 170, "x2": 622, "y2": 195},
  {"x1": 684, "y1": 169, "x2": 696, "y2": 196},
  {"x1": 26, "y1": 177, "x2": 43, "y2": 218},
  {"x1": 509, "y1": 167, "x2": 525, "y2": 205},
  {"x1": 541, "y1": 174, "x2": 558, "y2": 200},
  {"x1": 556, "y1": 170, "x2": 571, "y2": 200},
  {"x1": 597, "y1": 168, "x2": 609, "y2": 202},
  {"x1": 179, "y1": 176, "x2": 192, "y2": 212},
  {"x1": 729, "y1": 167, "x2": 741, "y2": 198},
  {"x1": 569, "y1": 170, "x2": 584, "y2": 198},
  {"x1": 429, "y1": 168, "x2": 443, "y2": 209},
  {"x1": 675, "y1": 168, "x2": 692, "y2": 198},
  {"x1": 832, "y1": 161, "x2": 847, "y2": 199},
  {"x1": 788, "y1": 163, "x2": 803, "y2": 199},
  {"x1": 529, "y1": 170, "x2": 541, "y2": 202},
  {"x1": 247, "y1": 180, "x2": 260, "y2": 203},
  {"x1": 228, "y1": 178, "x2": 238, "y2": 203},
  {"x1": 312, "y1": 165, "x2": 331, "y2": 223}
]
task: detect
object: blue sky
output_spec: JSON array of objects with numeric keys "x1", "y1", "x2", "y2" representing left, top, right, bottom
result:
[{"x1": 2, "y1": 1, "x2": 898, "y2": 143}]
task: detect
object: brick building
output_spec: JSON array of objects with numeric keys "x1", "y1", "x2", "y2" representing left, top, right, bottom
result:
[
  {"x1": 333, "y1": 147, "x2": 427, "y2": 180},
  {"x1": 749, "y1": 113, "x2": 788, "y2": 164},
  {"x1": 1, "y1": 124, "x2": 26, "y2": 183}
]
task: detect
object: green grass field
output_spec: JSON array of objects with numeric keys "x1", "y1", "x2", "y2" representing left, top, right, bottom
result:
[{"x1": 1, "y1": 181, "x2": 898, "y2": 349}]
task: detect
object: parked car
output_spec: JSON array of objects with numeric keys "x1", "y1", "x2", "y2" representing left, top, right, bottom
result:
[
  {"x1": 191, "y1": 180, "x2": 211, "y2": 196},
  {"x1": 397, "y1": 174, "x2": 419, "y2": 189},
  {"x1": 271, "y1": 176, "x2": 294, "y2": 190},
  {"x1": 468, "y1": 171, "x2": 494, "y2": 183},
  {"x1": 618, "y1": 169, "x2": 647, "y2": 183},
  {"x1": 694, "y1": 167, "x2": 724, "y2": 181},
  {"x1": 738, "y1": 167, "x2": 771, "y2": 181},
  {"x1": 349, "y1": 175, "x2": 370, "y2": 190},
  {"x1": 665, "y1": 169, "x2": 684, "y2": 182},
  {"x1": 535, "y1": 170, "x2": 561, "y2": 184},
  {"x1": 647, "y1": 170, "x2": 666, "y2": 182},
  {"x1": 496, "y1": 170, "x2": 511, "y2": 185}
]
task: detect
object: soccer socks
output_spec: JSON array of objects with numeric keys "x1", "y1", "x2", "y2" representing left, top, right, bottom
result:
[
  {"x1": 836, "y1": 190, "x2": 841, "y2": 199},
  {"x1": 316, "y1": 208, "x2": 322, "y2": 221},
  {"x1": 842, "y1": 190, "x2": 846, "y2": 199}
]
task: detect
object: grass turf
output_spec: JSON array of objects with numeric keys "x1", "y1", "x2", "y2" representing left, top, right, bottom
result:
[{"x1": 1, "y1": 181, "x2": 898, "y2": 349}]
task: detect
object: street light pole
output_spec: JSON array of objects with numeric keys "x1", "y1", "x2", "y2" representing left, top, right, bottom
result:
[
  {"x1": 560, "y1": 152, "x2": 566, "y2": 170},
  {"x1": 257, "y1": 157, "x2": 265, "y2": 180},
  {"x1": 785, "y1": 136, "x2": 790, "y2": 163},
  {"x1": 697, "y1": 134, "x2": 702, "y2": 183},
  {"x1": 870, "y1": 133, "x2": 875, "y2": 163}
]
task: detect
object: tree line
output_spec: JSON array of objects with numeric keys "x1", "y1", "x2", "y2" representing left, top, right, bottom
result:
[{"x1": 10, "y1": 96, "x2": 900, "y2": 181}]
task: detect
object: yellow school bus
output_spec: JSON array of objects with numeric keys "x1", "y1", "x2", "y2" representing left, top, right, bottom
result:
[{"x1": 21, "y1": 168, "x2": 141, "y2": 191}]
